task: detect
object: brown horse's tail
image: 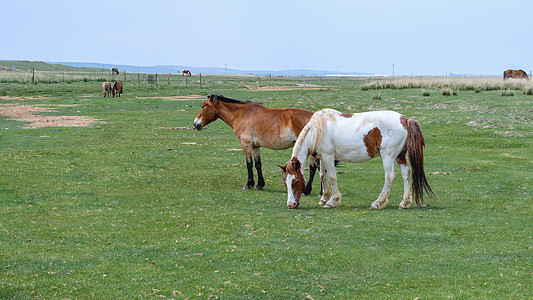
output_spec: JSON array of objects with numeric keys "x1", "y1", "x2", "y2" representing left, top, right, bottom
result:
[{"x1": 406, "y1": 118, "x2": 436, "y2": 206}]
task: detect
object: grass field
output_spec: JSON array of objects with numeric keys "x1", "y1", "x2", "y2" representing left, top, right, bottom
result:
[{"x1": 1, "y1": 73, "x2": 531, "y2": 298}]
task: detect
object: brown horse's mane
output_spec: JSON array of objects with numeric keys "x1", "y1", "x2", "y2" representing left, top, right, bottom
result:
[{"x1": 213, "y1": 94, "x2": 262, "y2": 105}]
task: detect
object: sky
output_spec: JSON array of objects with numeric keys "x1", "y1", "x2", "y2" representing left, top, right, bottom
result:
[{"x1": 2, "y1": 0, "x2": 532, "y2": 75}]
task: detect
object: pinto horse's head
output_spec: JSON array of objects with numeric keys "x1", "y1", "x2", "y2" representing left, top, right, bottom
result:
[
  {"x1": 279, "y1": 157, "x2": 306, "y2": 209},
  {"x1": 194, "y1": 95, "x2": 219, "y2": 130}
]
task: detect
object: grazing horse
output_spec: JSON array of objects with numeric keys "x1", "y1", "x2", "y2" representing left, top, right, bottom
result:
[
  {"x1": 182, "y1": 70, "x2": 192, "y2": 77},
  {"x1": 194, "y1": 95, "x2": 318, "y2": 193},
  {"x1": 101, "y1": 81, "x2": 112, "y2": 97},
  {"x1": 112, "y1": 81, "x2": 123, "y2": 97},
  {"x1": 503, "y1": 69, "x2": 528, "y2": 80},
  {"x1": 112, "y1": 67, "x2": 120, "y2": 75},
  {"x1": 280, "y1": 108, "x2": 435, "y2": 210}
]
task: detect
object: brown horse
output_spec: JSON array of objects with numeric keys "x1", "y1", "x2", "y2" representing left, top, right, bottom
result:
[
  {"x1": 102, "y1": 82, "x2": 112, "y2": 97},
  {"x1": 112, "y1": 67, "x2": 120, "y2": 75},
  {"x1": 503, "y1": 69, "x2": 528, "y2": 80},
  {"x1": 194, "y1": 95, "x2": 318, "y2": 193},
  {"x1": 112, "y1": 81, "x2": 123, "y2": 97},
  {"x1": 182, "y1": 70, "x2": 192, "y2": 77}
]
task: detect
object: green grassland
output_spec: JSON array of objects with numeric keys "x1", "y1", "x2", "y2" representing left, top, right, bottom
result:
[{"x1": 0, "y1": 72, "x2": 531, "y2": 298}]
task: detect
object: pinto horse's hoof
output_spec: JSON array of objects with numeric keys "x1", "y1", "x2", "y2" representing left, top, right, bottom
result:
[{"x1": 242, "y1": 185, "x2": 252, "y2": 190}]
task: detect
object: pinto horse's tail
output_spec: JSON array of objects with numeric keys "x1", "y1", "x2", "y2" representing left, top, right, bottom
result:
[{"x1": 406, "y1": 118, "x2": 436, "y2": 206}]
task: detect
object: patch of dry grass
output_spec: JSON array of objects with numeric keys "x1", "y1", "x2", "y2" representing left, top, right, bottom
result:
[{"x1": 361, "y1": 76, "x2": 533, "y2": 93}]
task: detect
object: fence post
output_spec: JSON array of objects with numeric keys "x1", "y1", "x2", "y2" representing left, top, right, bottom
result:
[
  {"x1": 199, "y1": 73, "x2": 202, "y2": 88},
  {"x1": 155, "y1": 73, "x2": 158, "y2": 85},
  {"x1": 31, "y1": 68, "x2": 35, "y2": 85},
  {"x1": 124, "y1": 71, "x2": 126, "y2": 82}
]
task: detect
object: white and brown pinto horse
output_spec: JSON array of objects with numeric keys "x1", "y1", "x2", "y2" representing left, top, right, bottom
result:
[
  {"x1": 194, "y1": 95, "x2": 318, "y2": 192},
  {"x1": 280, "y1": 108, "x2": 435, "y2": 210}
]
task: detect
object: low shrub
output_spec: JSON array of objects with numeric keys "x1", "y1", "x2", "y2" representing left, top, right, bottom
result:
[{"x1": 501, "y1": 90, "x2": 514, "y2": 97}]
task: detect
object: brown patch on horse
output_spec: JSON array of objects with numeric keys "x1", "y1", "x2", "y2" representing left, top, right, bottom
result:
[
  {"x1": 340, "y1": 113, "x2": 353, "y2": 118},
  {"x1": 400, "y1": 115, "x2": 409, "y2": 130},
  {"x1": 363, "y1": 127, "x2": 382, "y2": 158}
]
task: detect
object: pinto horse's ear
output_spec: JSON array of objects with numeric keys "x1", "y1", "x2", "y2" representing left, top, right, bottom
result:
[
  {"x1": 290, "y1": 157, "x2": 301, "y2": 170},
  {"x1": 278, "y1": 164, "x2": 287, "y2": 172}
]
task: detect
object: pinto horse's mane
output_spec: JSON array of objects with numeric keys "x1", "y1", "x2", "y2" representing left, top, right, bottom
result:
[
  {"x1": 212, "y1": 94, "x2": 262, "y2": 105},
  {"x1": 292, "y1": 108, "x2": 335, "y2": 157}
]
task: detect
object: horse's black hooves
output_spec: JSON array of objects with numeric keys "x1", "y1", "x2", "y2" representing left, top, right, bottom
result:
[{"x1": 255, "y1": 185, "x2": 264, "y2": 190}]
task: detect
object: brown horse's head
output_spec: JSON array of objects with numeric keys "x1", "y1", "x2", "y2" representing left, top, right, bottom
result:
[
  {"x1": 194, "y1": 95, "x2": 219, "y2": 130},
  {"x1": 279, "y1": 157, "x2": 306, "y2": 209}
]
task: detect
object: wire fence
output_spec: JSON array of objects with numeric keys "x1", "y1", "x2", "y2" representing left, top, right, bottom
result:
[{"x1": 0, "y1": 68, "x2": 376, "y2": 90}]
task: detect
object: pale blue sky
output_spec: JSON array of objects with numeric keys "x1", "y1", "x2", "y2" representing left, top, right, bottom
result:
[{"x1": 2, "y1": 0, "x2": 532, "y2": 75}]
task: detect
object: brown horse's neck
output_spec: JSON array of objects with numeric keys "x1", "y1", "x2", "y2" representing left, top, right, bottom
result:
[{"x1": 214, "y1": 101, "x2": 248, "y2": 129}]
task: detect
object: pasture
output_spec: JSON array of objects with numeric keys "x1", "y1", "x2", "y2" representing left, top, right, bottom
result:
[{"x1": 0, "y1": 74, "x2": 531, "y2": 298}]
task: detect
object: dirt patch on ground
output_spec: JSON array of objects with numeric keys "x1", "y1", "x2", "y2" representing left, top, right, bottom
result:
[
  {"x1": 0, "y1": 104, "x2": 98, "y2": 128},
  {"x1": 0, "y1": 96, "x2": 48, "y2": 101},
  {"x1": 135, "y1": 95, "x2": 205, "y2": 101},
  {"x1": 244, "y1": 85, "x2": 332, "y2": 91}
]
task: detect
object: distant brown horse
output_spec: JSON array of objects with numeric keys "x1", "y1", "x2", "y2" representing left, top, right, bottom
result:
[
  {"x1": 112, "y1": 68, "x2": 120, "y2": 75},
  {"x1": 112, "y1": 81, "x2": 123, "y2": 97},
  {"x1": 182, "y1": 70, "x2": 192, "y2": 77},
  {"x1": 194, "y1": 95, "x2": 318, "y2": 193},
  {"x1": 503, "y1": 69, "x2": 528, "y2": 80},
  {"x1": 102, "y1": 82, "x2": 112, "y2": 97}
]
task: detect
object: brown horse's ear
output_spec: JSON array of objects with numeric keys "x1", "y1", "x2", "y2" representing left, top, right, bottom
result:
[{"x1": 278, "y1": 164, "x2": 287, "y2": 172}]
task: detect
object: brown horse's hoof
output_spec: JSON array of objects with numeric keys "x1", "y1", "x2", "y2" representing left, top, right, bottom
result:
[{"x1": 255, "y1": 185, "x2": 264, "y2": 190}]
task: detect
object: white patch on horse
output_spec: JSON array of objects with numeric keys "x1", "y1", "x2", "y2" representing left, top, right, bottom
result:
[{"x1": 285, "y1": 173, "x2": 297, "y2": 206}]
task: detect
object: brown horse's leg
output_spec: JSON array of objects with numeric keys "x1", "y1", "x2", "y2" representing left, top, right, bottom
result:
[
  {"x1": 253, "y1": 146, "x2": 264, "y2": 190},
  {"x1": 243, "y1": 158, "x2": 255, "y2": 190},
  {"x1": 303, "y1": 155, "x2": 318, "y2": 195},
  {"x1": 241, "y1": 146, "x2": 255, "y2": 189}
]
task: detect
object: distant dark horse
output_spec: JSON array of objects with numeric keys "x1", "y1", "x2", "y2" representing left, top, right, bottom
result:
[
  {"x1": 182, "y1": 70, "x2": 192, "y2": 77},
  {"x1": 503, "y1": 69, "x2": 528, "y2": 80},
  {"x1": 112, "y1": 81, "x2": 123, "y2": 97},
  {"x1": 112, "y1": 68, "x2": 120, "y2": 75}
]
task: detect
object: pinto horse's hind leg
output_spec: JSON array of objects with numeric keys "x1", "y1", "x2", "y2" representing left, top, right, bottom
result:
[
  {"x1": 396, "y1": 150, "x2": 412, "y2": 210},
  {"x1": 303, "y1": 155, "x2": 318, "y2": 195},
  {"x1": 370, "y1": 156, "x2": 396, "y2": 210},
  {"x1": 253, "y1": 146, "x2": 265, "y2": 190}
]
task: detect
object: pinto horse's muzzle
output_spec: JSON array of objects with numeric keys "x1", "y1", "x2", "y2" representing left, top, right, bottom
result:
[{"x1": 287, "y1": 201, "x2": 300, "y2": 209}]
